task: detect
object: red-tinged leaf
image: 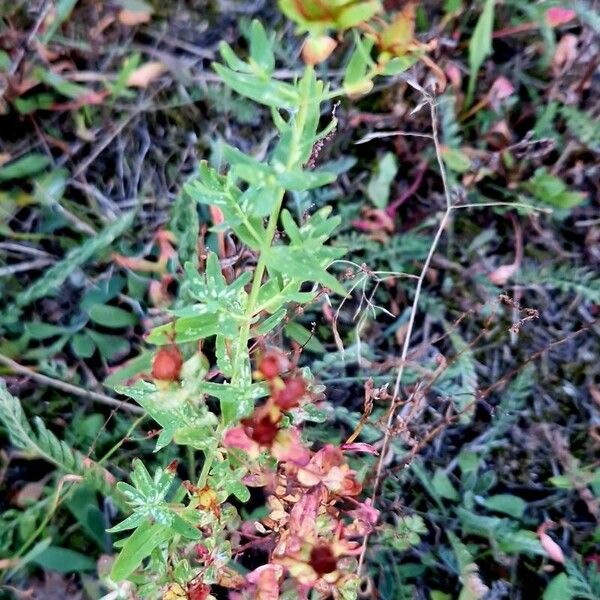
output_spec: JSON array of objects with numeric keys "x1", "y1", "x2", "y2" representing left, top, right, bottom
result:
[
  {"x1": 246, "y1": 564, "x2": 283, "y2": 600},
  {"x1": 223, "y1": 426, "x2": 260, "y2": 458},
  {"x1": 126, "y1": 61, "x2": 166, "y2": 88},
  {"x1": 341, "y1": 442, "x2": 379, "y2": 455},
  {"x1": 271, "y1": 428, "x2": 311, "y2": 466},
  {"x1": 537, "y1": 523, "x2": 565, "y2": 564},
  {"x1": 302, "y1": 35, "x2": 337, "y2": 65},
  {"x1": 545, "y1": 7, "x2": 576, "y2": 27}
]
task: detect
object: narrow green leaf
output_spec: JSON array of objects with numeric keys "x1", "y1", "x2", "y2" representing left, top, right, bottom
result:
[
  {"x1": 431, "y1": 469, "x2": 460, "y2": 501},
  {"x1": 249, "y1": 20, "x2": 275, "y2": 73},
  {"x1": 255, "y1": 308, "x2": 287, "y2": 335},
  {"x1": 0, "y1": 153, "x2": 50, "y2": 182},
  {"x1": 284, "y1": 322, "x2": 326, "y2": 354},
  {"x1": 213, "y1": 64, "x2": 299, "y2": 109},
  {"x1": 466, "y1": 0, "x2": 495, "y2": 106},
  {"x1": 14, "y1": 213, "x2": 134, "y2": 308},
  {"x1": 343, "y1": 35, "x2": 375, "y2": 95},
  {"x1": 367, "y1": 152, "x2": 398, "y2": 208},
  {"x1": 33, "y1": 545, "x2": 96, "y2": 573},
  {"x1": 483, "y1": 494, "x2": 526, "y2": 519},
  {"x1": 276, "y1": 169, "x2": 336, "y2": 191},
  {"x1": 111, "y1": 521, "x2": 172, "y2": 581},
  {"x1": 88, "y1": 304, "x2": 137, "y2": 328}
]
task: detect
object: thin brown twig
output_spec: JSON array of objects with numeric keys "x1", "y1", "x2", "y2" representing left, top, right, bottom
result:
[
  {"x1": 0, "y1": 353, "x2": 144, "y2": 414},
  {"x1": 357, "y1": 91, "x2": 453, "y2": 572}
]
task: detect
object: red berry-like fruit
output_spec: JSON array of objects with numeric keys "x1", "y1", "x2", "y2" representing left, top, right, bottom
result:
[
  {"x1": 152, "y1": 346, "x2": 183, "y2": 381},
  {"x1": 274, "y1": 377, "x2": 306, "y2": 410}
]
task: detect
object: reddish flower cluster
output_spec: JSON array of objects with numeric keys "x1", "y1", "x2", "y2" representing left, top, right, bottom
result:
[{"x1": 225, "y1": 351, "x2": 379, "y2": 599}]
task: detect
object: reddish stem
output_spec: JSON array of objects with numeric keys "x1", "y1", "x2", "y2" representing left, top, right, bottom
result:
[{"x1": 385, "y1": 160, "x2": 428, "y2": 218}]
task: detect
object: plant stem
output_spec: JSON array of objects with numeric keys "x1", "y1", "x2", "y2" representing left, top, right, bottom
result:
[
  {"x1": 201, "y1": 68, "x2": 313, "y2": 489},
  {"x1": 230, "y1": 68, "x2": 312, "y2": 390},
  {"x1": 187, "y1": 446, "x2": 196, "y2": 482}
]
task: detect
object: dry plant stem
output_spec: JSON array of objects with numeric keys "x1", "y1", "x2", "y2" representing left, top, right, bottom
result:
[
  {"x1": 357, "y1": 95, "x2": 453, "y2": 572},
  {"x1": 0, "y1": 353, "x2": 144, "y2": 414}
]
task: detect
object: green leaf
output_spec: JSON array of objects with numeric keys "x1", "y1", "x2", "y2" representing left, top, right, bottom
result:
[
  {"x1": 249, "y1": 20, "x2": 275, "y2": 73},
  {"x1": 24, "y1": 321, "x2": 70, "y2": 340},
  {"x1": 483, "y1": 494, "x2": 526, "y2": 519},
  {"x1": 447, "y1": 531, "x2": 487, "y2": 600},
  {"x1": 40, "y1": 0, "x2": 79, "y2": 43},
  {"x1": 264, "y1": 246, "x2": 346, "y2": 296},
  {"x1": 0, "y1": 382, "x2": 125, "y2": 509},
  {"x1": 104, "y1": 350, "x2": 153, "y2": 389},
  {"x1": 13, "y1": 94, "x2": 54, "y2": 114},
  {"x1": 293, "y1": 403, "x2": 328, "y2": 423},
  {"x1": 218, "y1": 42, "x2": 252, "y2": 73},
  {"x1": 33, "y1": 66, "x2": 90, "y2": 99},
  {"x1": 88, "y1": 304, "x2": 137, "y2": 328},
  {"x1": 33, "y1": 545, "x2": 96, "y2": 573},
  {"x1": 367, "y1": 152, "x2": 398, "y2": 208},
  {"x1": 0, "y1": 50, "x2": 10, "y2": 71},
  {"x1": 343, "y1": 35, "x2": 375, "y2": 95},
  {"x1": 466, "y1": 0, "x2": 495, "y2": 106},
  {"x1": 210, "y1": 459, "x2": 250, "y2": 502},
  {"x1": 86, "y1": 330, "x2": 130, "y2": 360},
  {"x1": 442, "y1": 147, "x2": 472, "y2": 173},
  {"x1": 284, "y1": 322, "x2": 326, "y2": 354},
  {"x1": 17, "y1": 538, "x2": 53, "y2": 571},
  {"x1": 544, "y1": 573, "x2": 573, "y2": 600},
  {"x1": 71, "y1": 332, "x2": 96, "y2": 359},
  {"x1": 524, "y1": 168, "x2": 585, "y2": 210},
  {"x1": 65, "y1": 485, "x2": 106, "y2": 549},
  {"x1": 0, "y1": 153, "x2": 50, "y2": 182},
  {"x1": 173, "y1": 313, "x2": 230, "y2": 343},
  {"x1": 497, "y1": 529, "x2": 544, "y2": 556},
  {"x1": 338, "y1": 1, "x2": 381, "y2": 28},
  {"x1": 33, "y1": 169, "x2": 68, "y2": 205},
  {"x1": 381, "y1": 53, "x2": 421, "y2": 75},
  {"x1": 255, "y1": 308, "x2": 287, "y2": 335},
  {"x1": 432, "y1": 469, "x2": 460, "y2": 501},
  {"x1": 14, "y1": 213, "x2": 134, "y2": 309},
  {"x1": 111, "y1": 521, "x2": 172, "y2": 581},
  {"x1": 213, "y1": 63, "x2": 299, "y2": 110},
  {"x1": 276, "y1": 169, "x2": 336, "y2": 191}
]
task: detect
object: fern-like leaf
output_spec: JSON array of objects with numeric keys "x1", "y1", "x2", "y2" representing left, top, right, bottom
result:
[
  {"x1": 0, "y1": 380, "x2": 126, "y2": 509},
  {"x1": 434, "y1": 330, "x2": 478, "y2": 422},
  {"x1": 13, "y1": 212, "x2": 134, "y2": 309},
  {"x1": 519, "y1": 265, "x2": 600, "y2": 304},
  {"x1": 565, "y1": 559, "x2": 600, "y2": 600},
  {"x1": 562, "y1": 105, "x2": 600, "y2": 152}
]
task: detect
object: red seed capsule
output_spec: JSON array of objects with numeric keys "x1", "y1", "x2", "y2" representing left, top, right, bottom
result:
[
  {"x1": 274, "y1": 377, "x2": 306, "y2": 410},
  {"x1": 243, "y1": 413, "x2": 280, "y2": 446},
  {"x1": 151, "y1": 346, "x2": 183, "y2": 381},
  {"x1": 259, "y1": 353, "x2": 281, "y2": 380},
  {"x1": 309, "y1": 544, "x2": 337, "y2": 576}
]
